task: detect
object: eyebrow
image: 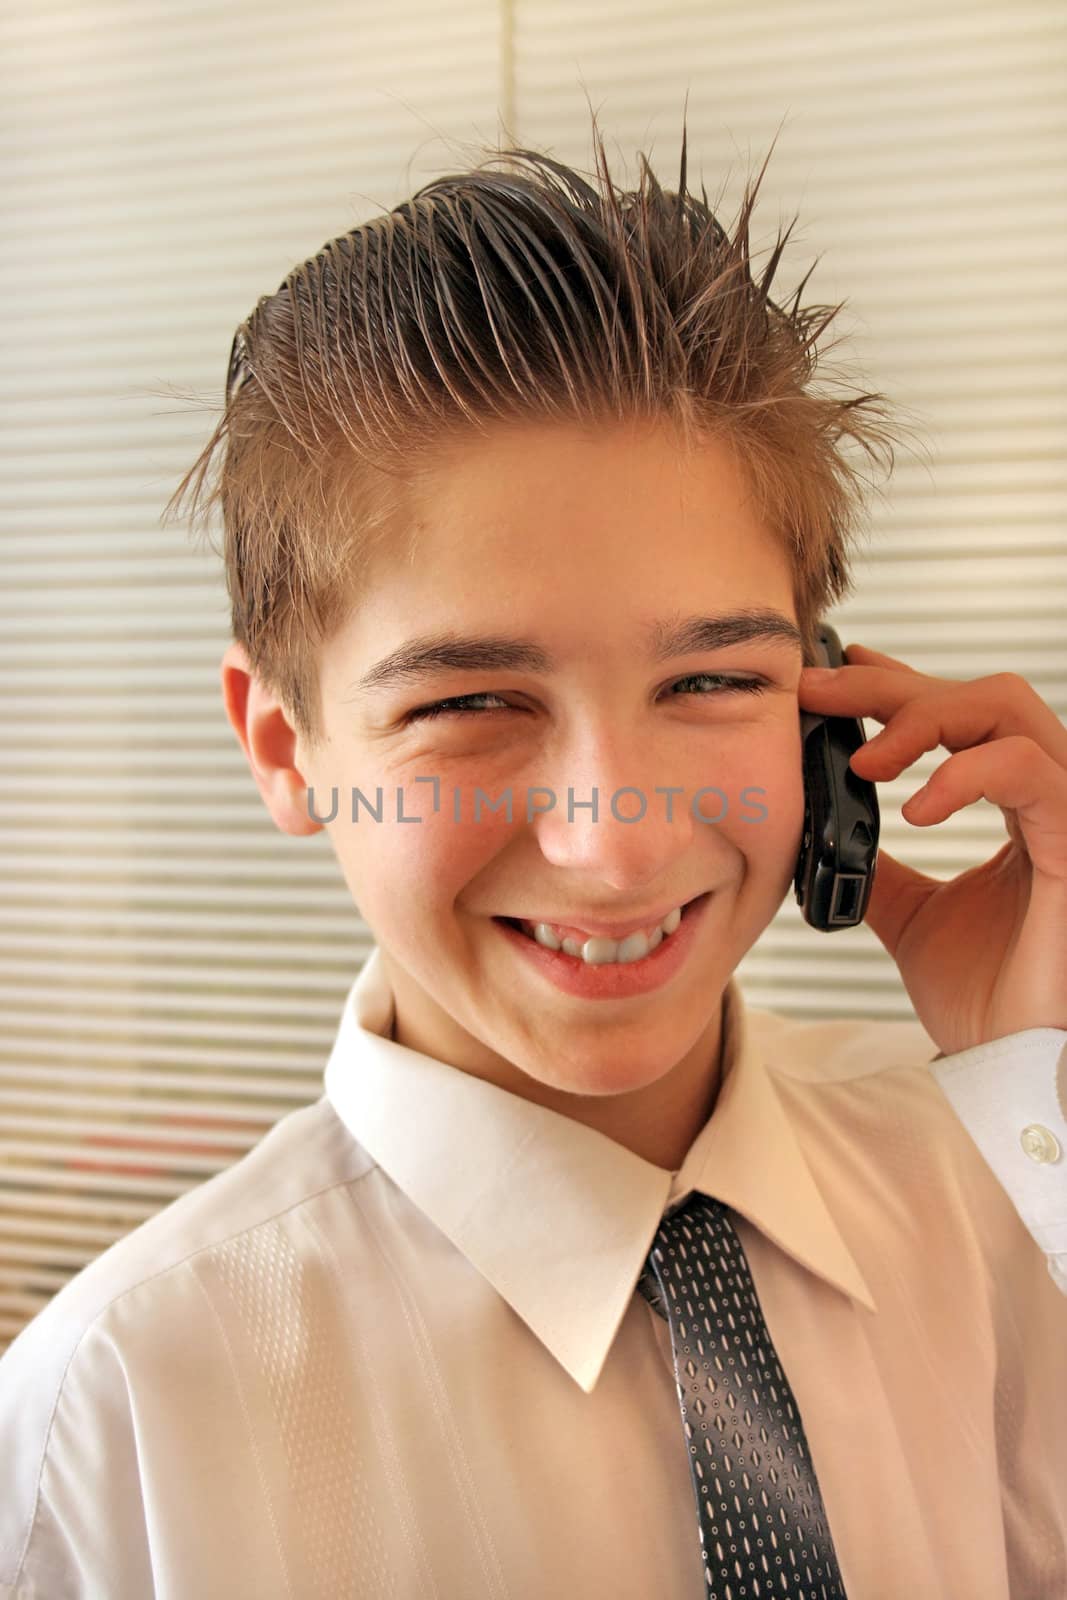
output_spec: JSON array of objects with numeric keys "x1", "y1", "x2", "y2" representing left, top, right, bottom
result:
[{"x1": 352, "y1": 609, "x2": 804, "y2": 697}]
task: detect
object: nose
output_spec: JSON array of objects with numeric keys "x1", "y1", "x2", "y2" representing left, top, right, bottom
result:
[{"x1": 529, "y1": 732, "x2": 706, "y2": 894}]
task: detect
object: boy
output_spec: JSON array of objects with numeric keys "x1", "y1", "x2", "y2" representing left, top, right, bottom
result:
[{"x1": 2, "y1": 112, "x2": 1066, "y2": 1598}]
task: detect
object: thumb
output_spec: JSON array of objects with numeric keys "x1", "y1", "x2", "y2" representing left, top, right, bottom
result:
[{"x1": 861, "y1": 846, "x2": 937, "y2": 958}]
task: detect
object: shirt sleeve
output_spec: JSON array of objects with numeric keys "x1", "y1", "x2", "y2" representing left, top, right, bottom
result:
[
  {"x1": 0, "y1": 1303, "x2": 155, "y2": 1600},
  {"x1": 928, "y1": 1028, "x2": 1067, "y2": 1296}
]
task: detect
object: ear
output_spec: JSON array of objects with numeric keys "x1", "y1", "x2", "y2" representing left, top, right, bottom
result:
[{"x1": 219, "y1": 640, "x2": 324, "y2": 837}]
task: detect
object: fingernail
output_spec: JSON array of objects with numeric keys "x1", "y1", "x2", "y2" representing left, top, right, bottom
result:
[{"x1": 803, "y1": 666, "x2": 838, "y2": 677}]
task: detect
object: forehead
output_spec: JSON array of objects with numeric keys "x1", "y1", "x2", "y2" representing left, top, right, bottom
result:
[
  {"x1": 395, "y1": 416, "x2": 781, "y2": 565},
  {"x1": 323, "y1": 420, "x2": 799, "y2": 699},
  {"x1": 412, "y1": 414, "x2": 745, "y2": 500}
]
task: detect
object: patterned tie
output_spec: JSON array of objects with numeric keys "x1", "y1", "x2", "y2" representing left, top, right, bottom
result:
[{"x1": 636, "y1": 1190, "x2": 848, "y2": 1598}]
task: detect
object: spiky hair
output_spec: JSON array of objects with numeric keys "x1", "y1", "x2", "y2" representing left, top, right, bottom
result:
[{"x1": 163, "y1": 106, "x2": 916, "y2": 747}]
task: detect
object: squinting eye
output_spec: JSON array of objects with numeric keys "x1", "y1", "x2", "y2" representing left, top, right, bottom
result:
[
  {"x1": 669, "y1": 673, "x2": 767, "y2": 699},
  {"x1": 405, "y1": 692, "x2": 512, "y2": 722},
  {"x1": 405, "y1": 675, "x2": 767, "y2": 723}
]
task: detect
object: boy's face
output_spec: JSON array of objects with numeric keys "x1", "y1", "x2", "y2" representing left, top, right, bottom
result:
[{"x1": 229, "y1": 417, "x2": 807, "y2": 1158}]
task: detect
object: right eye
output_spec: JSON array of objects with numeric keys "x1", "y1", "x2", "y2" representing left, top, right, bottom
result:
[{"x1": 404, "y1": 693, "x2": 514, "y2": 723}]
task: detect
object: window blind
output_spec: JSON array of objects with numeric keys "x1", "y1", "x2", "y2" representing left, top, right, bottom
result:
[{"x1": 2, "y1": 0, "x2": 1064, "y2": 1351}]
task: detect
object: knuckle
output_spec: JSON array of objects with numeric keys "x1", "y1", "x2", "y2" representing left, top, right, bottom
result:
[
  {"x1": 1002, "y1": 733, "x2": 1042, "y2": 770},
  {"x1": 989, "y1": 670, "x2": 1031, "y2": 698}
]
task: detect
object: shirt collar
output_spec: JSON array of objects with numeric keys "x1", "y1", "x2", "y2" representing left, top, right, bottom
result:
[{"x1": 324, "y1": 948, "x2": 877, "y2": 1394}]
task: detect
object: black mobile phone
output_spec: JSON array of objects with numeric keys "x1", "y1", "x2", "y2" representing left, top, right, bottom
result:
[{"x1": 793, "y1": 622, "x2": 880, "y2": 931}]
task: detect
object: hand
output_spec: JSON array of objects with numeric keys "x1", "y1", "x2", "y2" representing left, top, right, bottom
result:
[{"x1": 798, "y1": 643, "x2": 1067, "y2": 1054}]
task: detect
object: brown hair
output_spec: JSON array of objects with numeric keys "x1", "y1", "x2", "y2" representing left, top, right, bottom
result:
[{"x1": 162, "y1": 104, "x2": 922, "y2": 749}]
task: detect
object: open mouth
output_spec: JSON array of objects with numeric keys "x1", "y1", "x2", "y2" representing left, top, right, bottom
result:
[
  {"x1": 490, "y1": 890, "x2": 714, "y2": 997},
  {"x1": 495, "y1": 891, "x2": 708, "y2": 940}
]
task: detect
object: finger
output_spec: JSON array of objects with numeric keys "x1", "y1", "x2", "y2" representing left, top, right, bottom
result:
[
  {"x1": 802, "y1": 667, "x2": 1067, "y2": 772},
  {"x1": 901, "y1": 735, "x2": 1067, "y2": 881},
  {"x1": 798, "y1": 661, "x2": 929, "y2": 730},
  {"x1": 841, "y1": 642, "x2": 925, "y2": 676}
]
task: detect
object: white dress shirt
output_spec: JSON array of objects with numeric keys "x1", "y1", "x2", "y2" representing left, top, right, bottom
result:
[{"x1": 2, "y1": 950, "x2": 1065, "y2": 1599}]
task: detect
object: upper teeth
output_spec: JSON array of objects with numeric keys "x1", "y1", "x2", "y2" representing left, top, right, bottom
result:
[{"x1": 520, "y1": 905, "x2": 683, "y2": 965}]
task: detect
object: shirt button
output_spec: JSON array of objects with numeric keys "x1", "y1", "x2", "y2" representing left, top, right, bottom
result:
[{"x1": 1019, "y1": 1124, "x2": 1062, "y2": 1164}]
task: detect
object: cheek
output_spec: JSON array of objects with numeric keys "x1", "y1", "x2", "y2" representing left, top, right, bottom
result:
[
  {"x1": 707, "y1": 750, "x2": 805, "y2": 884},
  {"x1": 328, "y1": 803, "x2": 511, "y2": 924}
]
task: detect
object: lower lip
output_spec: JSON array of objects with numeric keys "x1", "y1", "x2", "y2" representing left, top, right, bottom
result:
[{"x1": 492, "y1": 893, "x2": 713, "y2": 1000}]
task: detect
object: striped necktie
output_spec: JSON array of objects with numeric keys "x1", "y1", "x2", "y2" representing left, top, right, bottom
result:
[{"x1": 636, "y1": 1190, "x2": 849, "y2": 1597}]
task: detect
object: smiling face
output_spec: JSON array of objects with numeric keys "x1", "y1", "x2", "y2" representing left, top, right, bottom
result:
[{"x1": 231, "y1": 414, "x2": 808, "y2": 1168}]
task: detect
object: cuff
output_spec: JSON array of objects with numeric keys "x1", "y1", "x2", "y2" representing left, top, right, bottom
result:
[{"x1": 929, "y1": 1028, "x2": 1067, "y2": 1269}]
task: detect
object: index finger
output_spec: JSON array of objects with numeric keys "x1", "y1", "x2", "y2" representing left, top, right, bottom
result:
[
  {"x1": 839, "y1": 642, "x2": 926, "y2": 675},
  {"x1": 800, "y1": 662, "x2": 1067, "y2": 770}
]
